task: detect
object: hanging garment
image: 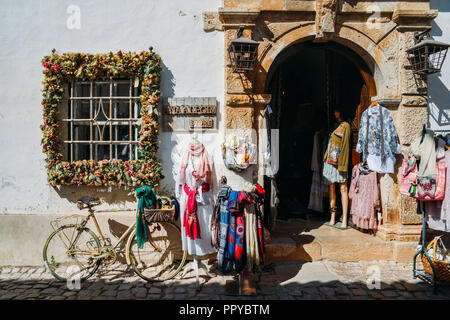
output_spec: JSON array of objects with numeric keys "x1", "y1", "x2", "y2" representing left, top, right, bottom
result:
[
  {"x1": 176, "y1": 160, "x2": 216, "y2": 256},
  {"x1": 244, "y1": 202, "x2": 260, "y2": 273},
  {"x1": 425, "y1": 139, "x2": 449, "y2": 232},
  {"x1": 442, "y1": 148, "x2": 450, "y2": 228},
  {"x1": 311, "y1": 130, "x2": 322, "y2": 172},
  {"x1": 410, "y1": 128, "x2": 437, "y2": 177},
  {"x1": 226, "y1": 190, "x2": 240, "y2": 268},
  {"x1": 308, "y1": 171, "x2": 324, "y2": 211},
  {"x1": 226, "y1": 191, "x2": 248, "y2": 273},
  {"x1": 135, "y1": 186, "x2": 157, "y2": 248},
  {"x1": 263, "y1": 105, "x2": 273, "y2": 171},
  {"x1": 269, "y1": 177, "x2": 279, "y2": 231},
  {"x1": 234, "y1": 212, "x2": 246, "y2": 272},
  {"x1": 217, "y1": 185, "x2": 233, "y2": 274},
  {"x1": 309, "y1": 130, "x2": 329, "y2": 211},
  {"x1": 349, "y1": 163, "x2": 380, "y2": 230},
  {"x1": 256, "y1": 203, "x2": 265, "y2": 263},
  {"x1": 356, "y1": 104, "x2": 401, "y2": 173}
]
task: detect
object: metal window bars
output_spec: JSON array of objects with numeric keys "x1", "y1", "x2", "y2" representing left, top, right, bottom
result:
[{"x1": 64, "y1": 78, "x2": 141, "y2": 162}]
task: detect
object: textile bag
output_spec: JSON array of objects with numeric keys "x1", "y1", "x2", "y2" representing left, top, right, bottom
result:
[
  {"x1": 414, "y1": 162, "x2": 446, "y2": 201},
  {"x1": 399, "y1": 158, "x2": 418, "y2": 196}
]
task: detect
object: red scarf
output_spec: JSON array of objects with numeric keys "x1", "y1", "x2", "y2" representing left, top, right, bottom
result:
[
  {"x1": 183, "y1": 184, "x2": 200, "y2": 240},
  {"x1": 183, "y1": 183, "x2": 211, "y2": 240}
]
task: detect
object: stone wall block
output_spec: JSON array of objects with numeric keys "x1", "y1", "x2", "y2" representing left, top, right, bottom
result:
[
  {"x1": 400, "y1": 195, "x2": 422, "y2": 225},
  {"x1": 396, "y1": 104, "x2": 428, "y2": 146},
  {"x1": 225, "y1": 106, "x2": 254, "y2": 130}
]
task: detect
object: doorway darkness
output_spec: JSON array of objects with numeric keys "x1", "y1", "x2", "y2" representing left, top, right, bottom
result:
[{"x1": 266, "y1": 42, "x2": 365, "y2": 221}]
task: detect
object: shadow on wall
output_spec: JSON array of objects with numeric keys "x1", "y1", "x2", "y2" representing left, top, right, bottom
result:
[
  {"x1": 430, "y1": 0, "x2": 450, "y2": 12},
  {"x1": 429, "y1": 74, "x2": 450, "y2": 127},
  {"x1": 428, "y1": 1, "x2": 450, "y2": 128},
  {"x1": 53, "y1": 185, "x2": 136, "y2": 209},
  {"x1": 161, "y1": 61, "x2": 175, "y2": 97}
]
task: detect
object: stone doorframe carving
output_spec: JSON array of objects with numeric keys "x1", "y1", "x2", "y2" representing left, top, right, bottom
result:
[{"x1": 204, "y1": 2, "x2": 438, "y2": 241}]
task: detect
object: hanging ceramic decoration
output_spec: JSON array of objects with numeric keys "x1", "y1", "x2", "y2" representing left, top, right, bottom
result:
[{"x1": 222, "y1": 135, "x2": 256, "y2": 171}]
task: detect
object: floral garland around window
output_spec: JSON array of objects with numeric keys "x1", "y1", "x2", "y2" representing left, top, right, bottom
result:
[{"x1": 41, "y1": 49, "x2": 163, "y2": 187}]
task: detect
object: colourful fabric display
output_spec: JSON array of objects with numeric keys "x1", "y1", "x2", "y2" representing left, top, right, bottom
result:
[{"x1": 214, "y1": 184, "x2": 266, "y2": 274}]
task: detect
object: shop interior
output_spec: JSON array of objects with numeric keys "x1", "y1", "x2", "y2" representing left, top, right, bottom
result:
[{"x1": 264, "y1": 41, "x2": 368, "y2": 224}]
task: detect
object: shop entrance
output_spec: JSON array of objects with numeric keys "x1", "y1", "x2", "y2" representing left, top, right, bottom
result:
[{"x1": 264, "y1": 41, "x2": 375, "y2": 223}]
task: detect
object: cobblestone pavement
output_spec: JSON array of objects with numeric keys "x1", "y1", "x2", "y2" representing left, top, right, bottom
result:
[{"x1": 0, "y1": 260, "x2": 449, "y2": 300}]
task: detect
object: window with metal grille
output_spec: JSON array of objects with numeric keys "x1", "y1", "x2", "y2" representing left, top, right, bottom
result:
[{"x1": 63, "y1": 78, "x2": 141, "y2": 162}]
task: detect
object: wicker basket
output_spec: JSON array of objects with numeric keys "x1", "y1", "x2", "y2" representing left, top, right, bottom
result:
[
  {"x1": 421, "y1": 235, "x2": 450, "y2": 283},
  {"x1": 143, "y1": 206, "x2": 176, "y2": 223}
]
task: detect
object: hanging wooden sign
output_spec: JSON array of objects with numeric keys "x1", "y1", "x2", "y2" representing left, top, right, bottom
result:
[{"x1": 162, "y1": 97, "x2": 218, "y2": 131}]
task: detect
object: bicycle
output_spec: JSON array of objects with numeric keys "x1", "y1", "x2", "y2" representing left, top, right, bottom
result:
[{"x1": 42, "y1": 196, "x2": 187, "y2": 283}]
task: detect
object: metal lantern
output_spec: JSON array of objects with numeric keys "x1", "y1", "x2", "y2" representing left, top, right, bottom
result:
[
  {"x1": 228, "y1": 26, "x2": 259, "y2": 73},
  {"x1": 406, "y1": 31, "x2": 449, "y2": 75}
]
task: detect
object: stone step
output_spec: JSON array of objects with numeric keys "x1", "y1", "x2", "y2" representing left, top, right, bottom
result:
[{"x1": 265, "y1": 220, "x2": 418, "y2": 264}]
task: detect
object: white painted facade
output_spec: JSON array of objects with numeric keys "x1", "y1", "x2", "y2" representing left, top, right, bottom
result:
[
  {"x1": 0, "y1": 0, "x2": 226, "y2": 215},
  {"x1": 0, "y1": 1, "x2": 449, "y2": 266}
]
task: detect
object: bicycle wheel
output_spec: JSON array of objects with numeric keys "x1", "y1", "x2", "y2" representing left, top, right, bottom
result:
[
  {"x1": 43, "y1": 224, "x2": 101, "y2": 282},
  {"x1": 128, "y1": 222, "x2": 187, "y2": 282}
]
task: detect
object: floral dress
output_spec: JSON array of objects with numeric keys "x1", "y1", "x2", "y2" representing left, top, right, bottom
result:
[
  {"x1": 356, "y1": 104, "x2": 401, "y2": 173},
  {"x1": 349, "y1": 163, "x2": 380, "y2": 230}
]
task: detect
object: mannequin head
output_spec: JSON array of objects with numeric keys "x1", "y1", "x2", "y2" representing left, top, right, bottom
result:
[{"x1": 333, "y1": 108, "x2": 342, "y2": 121}]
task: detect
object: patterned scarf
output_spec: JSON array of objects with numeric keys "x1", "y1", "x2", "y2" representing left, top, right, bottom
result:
[
  {"x1": 364, "y1": 104, "x2": 385, "y2": 164},
  {"x1": 180, "y1": 143, "x2": 212, "y2": 185},
  {"x1": 217, "y1": 185, "x2": 233, "y2": 274}
]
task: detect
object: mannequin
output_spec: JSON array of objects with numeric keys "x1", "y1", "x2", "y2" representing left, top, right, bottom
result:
[
  {"x1": 322, "y1": 109, "x2": 350, "y2": 228},
  {"x1": 176, "y1": 132, "x2": 216, "y2": 289}
]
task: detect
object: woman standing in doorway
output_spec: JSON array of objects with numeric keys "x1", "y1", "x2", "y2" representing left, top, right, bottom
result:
[{"x1": 322, "y1": 109, "x2": 351, "y2": 228}]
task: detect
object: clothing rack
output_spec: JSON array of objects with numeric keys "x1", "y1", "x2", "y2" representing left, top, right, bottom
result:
[{"x1": 225, "y1": 266, "x2": 257, "y2": 296}]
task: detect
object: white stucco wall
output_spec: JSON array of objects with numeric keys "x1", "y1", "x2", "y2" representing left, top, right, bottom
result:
[
  {"x1": 429, "y1": 0, "x2": 450, "y2": 133},
  {"x1": 0, "y1": 1, "x2": 448, "y2": 213},
  {"x1": 0, "y1": 0, "x2": 225, "y2": 214}
]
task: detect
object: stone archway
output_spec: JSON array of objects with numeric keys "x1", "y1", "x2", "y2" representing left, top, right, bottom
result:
[
  {"x1": 260, "y1": 38, "x2": 376, "y2": 230},
  {"x1": 207, "y1": 2, "x2": 439, "y2": 247}
]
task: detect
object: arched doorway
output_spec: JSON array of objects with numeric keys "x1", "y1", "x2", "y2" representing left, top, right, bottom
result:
[{"x1": 264, "y1": 41, "x2": 377, "y2": 224}]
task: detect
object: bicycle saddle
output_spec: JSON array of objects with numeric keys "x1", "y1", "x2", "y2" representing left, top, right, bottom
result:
[{"x1": 76, "y1": 196, "x2": 101, "y2": 209}]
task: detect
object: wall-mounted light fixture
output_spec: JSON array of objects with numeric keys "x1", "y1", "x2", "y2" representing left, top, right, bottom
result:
[
  {"x1": 228, "y1": 26, "x2": 259, "y2": 73},
  {"x1": 406, "y1": 30, "x2": 449, "y2": 75}
]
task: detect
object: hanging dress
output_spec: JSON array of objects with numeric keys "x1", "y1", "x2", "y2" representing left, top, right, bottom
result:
[
  {"x1": 176, "y1": 160, "x2": 216, "y2": 256},
  {"x1": 349, "y1": 163, "x2": 380, "y2": 230},
  {"x1": 308, "y1": 130, "x2": 327, "y2": 212}
]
